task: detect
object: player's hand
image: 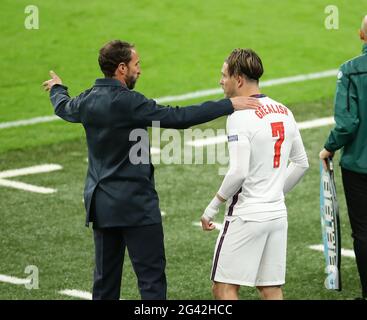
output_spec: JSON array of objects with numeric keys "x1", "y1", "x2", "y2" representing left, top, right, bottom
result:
[
  {"x1": 42, "y1": 71, "x2": 62, "y2": 92},
  {"x1": 230, "y1": 96, "x2": 261, "y2": 111},
  {"x1": 319, "y1": 148, "x2": 334, "y2": 170},
  {"x1": 201, "y1": 214, "x2": 216, "y2": 231}
]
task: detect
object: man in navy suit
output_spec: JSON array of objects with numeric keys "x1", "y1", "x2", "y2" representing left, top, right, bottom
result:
[{"x1": 43, "y1": 40, "x2": 260, "y2": 300}]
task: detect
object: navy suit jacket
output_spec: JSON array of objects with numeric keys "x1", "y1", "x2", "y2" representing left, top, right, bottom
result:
[{"x1": 49, "y1": 78, "x2": 233, "y2": 227}]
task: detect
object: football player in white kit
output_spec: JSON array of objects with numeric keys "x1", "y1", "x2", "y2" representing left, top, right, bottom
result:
[{"x1": 201, "y1": 49, "x2": 309, "y2": 300}]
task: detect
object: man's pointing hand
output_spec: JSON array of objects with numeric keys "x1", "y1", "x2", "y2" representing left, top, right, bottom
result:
[{"x1": 42, "y1": 71, "x2": 62, "y2": 92}]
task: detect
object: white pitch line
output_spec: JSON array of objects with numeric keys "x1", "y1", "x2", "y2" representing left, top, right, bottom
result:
[
  {"x1": 155, "y1": 69, "x2": 338, "y2": 103},
  {"x1": 59, "y1": 289, "x2": 92, "y2": 300},
  {"x1": 0, "y1": 164, "x2": 62, "y2": 194},
  {"x1": 0, "y1": 115, "x2": 59, "y2": 129},
  {"x1": 297, "y1": 116, "x2": 334, "y2": 130},
  {"x1": 0, "y1": 69, "x2": 338, "y2": 130},
  {"x1": 0, "y1": 274, "x2": 31, "y2": 285},
  {"x1": 59, "y1": 289, "x2": 125, "y2": 300},
  {"x1": 192, "y1": 221, "x2": 223, "y2": 230},
  {"x1": 0, "y1": 164, "x2": 62, "y2": 179},
  {"x1": 0, "y1": 276, "x2": 96, "y2": 300},
  {"x1": 309, "y1": 244, "x2": 355, "y2": 258},
  {"x1": 187, "y1": 116, "x2": 335, "y2": 147},
  {"x1": 259, "y1": 69, "x2": 337, "y2": 88},
  {"x1": 0, "y1": 179, "x2": 57, "y2": 194}
]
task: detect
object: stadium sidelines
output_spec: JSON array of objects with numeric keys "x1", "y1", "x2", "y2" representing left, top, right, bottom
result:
[
  {"x1": 0, "y1": 69, "x2": 340, "y2": 299},
  {"x1": 0, "y1": 69, "x2": 338, "y2": 130}
]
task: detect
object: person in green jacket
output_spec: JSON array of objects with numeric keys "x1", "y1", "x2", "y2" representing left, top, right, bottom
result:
[{"x1": 320, "y1": 15, "x2": 367, "y2": 300}]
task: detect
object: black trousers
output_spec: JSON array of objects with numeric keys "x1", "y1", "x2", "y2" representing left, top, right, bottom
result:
[
  {"x1": 341, "y1": 167, "x2": 367, "y2": 298},
  {"x1": 92, "y1": 223, "x2": 167, "y2": 300}
]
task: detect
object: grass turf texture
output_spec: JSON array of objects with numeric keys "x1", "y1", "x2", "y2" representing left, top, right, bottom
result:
[
  {"x1": 0, "y1": 0, "x2": 365, "y2": 299},
  {"x1": 0, "y1": 114, "x2": 360, "y2": 300}
]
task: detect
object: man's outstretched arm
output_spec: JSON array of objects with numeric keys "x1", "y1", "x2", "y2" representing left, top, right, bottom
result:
[
  {"x1": 43, "y1": 71, "x2": 86, "y2": 123},
  {"x1": 128, "y1": 91, "x2": 261, "y2": 129}
]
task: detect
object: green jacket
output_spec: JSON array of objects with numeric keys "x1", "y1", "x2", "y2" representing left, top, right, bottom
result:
[{"x1": 325, "y1": 44, "x2": 367, "y2": 174}]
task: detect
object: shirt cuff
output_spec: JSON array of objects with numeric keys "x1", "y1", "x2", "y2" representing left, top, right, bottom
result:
[{"x1": 50, "y1": 84, "x2": 68, "y2": 93}]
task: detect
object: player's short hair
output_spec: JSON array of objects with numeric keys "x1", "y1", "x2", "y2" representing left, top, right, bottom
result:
[
  {"x1": 98, "y1": 40, "x2": 134, "y2": 77},
  {"x1": 226, "y1": 48, "x2": 264, "y2": 82}
]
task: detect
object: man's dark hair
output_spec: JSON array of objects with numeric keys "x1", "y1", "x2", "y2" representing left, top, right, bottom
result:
[
  {"x1": 226, "y1": 48, "x2": 264, "y2": 82},
  {"x1": 98, "y1": 40, "x2": 134, "y2": 77}
]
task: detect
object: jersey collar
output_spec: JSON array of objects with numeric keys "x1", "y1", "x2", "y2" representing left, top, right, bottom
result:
[{"x1": 250, "y1": 94, "x2": 267, "y2": 98}]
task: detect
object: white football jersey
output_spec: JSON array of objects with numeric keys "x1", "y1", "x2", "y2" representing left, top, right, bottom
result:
[{"x1": 222, "y1": 94, "x2": 308, "y2": 221}]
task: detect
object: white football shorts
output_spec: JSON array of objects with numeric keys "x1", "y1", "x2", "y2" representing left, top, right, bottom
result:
[{"x1": 211, "y1": 215, "x2": 287, "y2": 287}]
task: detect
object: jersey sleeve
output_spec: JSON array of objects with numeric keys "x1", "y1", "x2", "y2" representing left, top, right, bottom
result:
[
  {"x1": 128, "y1": 91, "x2": 234, "y2": 129},
  {"x1": 324, "y1": 64, "x2": 359, "y2": 151},
  {"x1": 217, "y1": 114, "x2": 251, "y2": 200},
  {"x1": 284, "y1": 124, "x2": 309, "y2": 194},
  {"x1": 50, "y1": 84, "x2": 87, "y2": 123}
]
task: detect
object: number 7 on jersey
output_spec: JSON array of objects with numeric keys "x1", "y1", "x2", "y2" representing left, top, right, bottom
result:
[{"x1": 271, "y1": 122, "x2": 285, "y2": 168}]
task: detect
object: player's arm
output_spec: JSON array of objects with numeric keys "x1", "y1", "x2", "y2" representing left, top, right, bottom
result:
[
  {"x1": 201, "y1": 134, "x2": 250, "y2": 230},
  {"x1": 283, "y1": 131, "x2": 309, "y2": 194}
]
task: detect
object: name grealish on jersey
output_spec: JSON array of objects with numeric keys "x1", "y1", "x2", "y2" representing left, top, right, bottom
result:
[{"x1": 221, "y1": 95, "x2": 309, "y2": 222}]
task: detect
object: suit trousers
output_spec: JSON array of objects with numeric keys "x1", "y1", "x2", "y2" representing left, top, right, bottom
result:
[
  {"x1": 341, "y1": 167, "x2": 367, "y2": 298},
  {"x1": 92, "y1": 223, "x2": 167, "y2": 300}
]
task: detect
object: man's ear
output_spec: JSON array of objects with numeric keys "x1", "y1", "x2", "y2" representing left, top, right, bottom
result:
[
  {"x1": 117, "y1": 63, "x2": 127, "y2": 75},
  {"x1": 360, "y1": 29, "x2": 366, "y2": 41},
  {"x1": 237, "y1": 75, "x2": 244, "y2": 88}
]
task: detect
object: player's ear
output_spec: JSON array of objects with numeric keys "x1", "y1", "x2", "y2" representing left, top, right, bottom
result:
[{"x1": 237, "y1": 75, "x2": 244, "y2": 88}]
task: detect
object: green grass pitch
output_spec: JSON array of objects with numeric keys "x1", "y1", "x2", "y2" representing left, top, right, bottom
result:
[{"x1": 0, "y1": 0, "x2": 365, "y2": 299}]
